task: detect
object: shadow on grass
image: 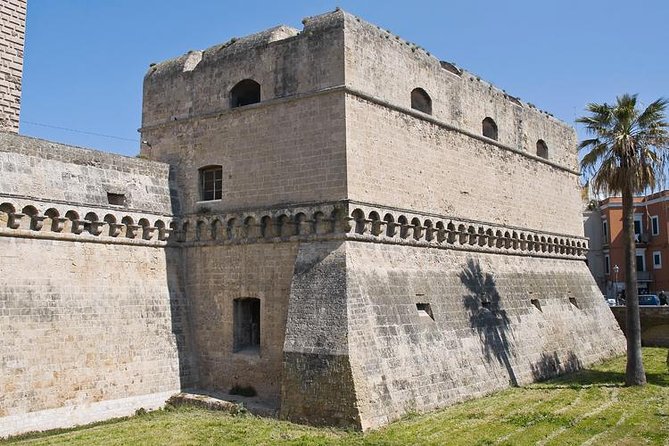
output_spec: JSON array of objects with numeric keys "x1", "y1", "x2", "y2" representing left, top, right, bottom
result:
[{"x1": 530, "y1": 368, "x2": 668, "y2": 389}]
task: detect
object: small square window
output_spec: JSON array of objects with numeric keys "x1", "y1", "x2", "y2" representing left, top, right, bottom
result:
[
  {"x1": 107, "y1": 193, "x2": 125, "y2": 206},
  {"x1": 199, "y1": 166, "x2": 222, "y2": 201}
]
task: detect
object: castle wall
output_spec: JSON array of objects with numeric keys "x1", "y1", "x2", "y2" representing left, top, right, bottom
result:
[
  {"x1": 180, "y1": 242, "x2": 299, "y2": 404},
  {"x1": 342, "y1": 14, "x2": 577, "y2": 170},
  {"x1": 0, "y1": 133, "x2": 172, "y2": 214},
  {"x1": 0, "y1": 239, "x2": 190, "y2": 437},
  {"x1": 344, "y1": 95, "x2": 583, "y2": 236},
  {"x1": 141, "y1": 93, "x2": 346, "y2": 215},
  {"x1": 344, "y1": 242, "x2": 624, "y2": 429},
  {"x1": 140, "y1": 13, "x2": 349, "y2": 215},
  {"x1": 277, "y1": 238, "x2": 625, "y2": 431},
  {"x1": 141, "y1": 14, "x2": 345, "y2": 128},
  {"x1": 0, "y1": 135, "x2": 192, "y2": 437},
  {"x1": 0, "y1": 0, "x2": 26, "y2": 133}
]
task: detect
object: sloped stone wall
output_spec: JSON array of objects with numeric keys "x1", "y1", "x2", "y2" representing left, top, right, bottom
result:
[{"x1": 345, "y1": 242, "x2": 625, "y2": 429}]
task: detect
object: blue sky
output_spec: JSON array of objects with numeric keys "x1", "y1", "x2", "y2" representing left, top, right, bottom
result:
[{"x1": 19, "y1": 0, "x2": 668, "y2": 157}]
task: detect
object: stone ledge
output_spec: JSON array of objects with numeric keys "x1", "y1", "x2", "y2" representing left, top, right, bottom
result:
[{"x1": 173, "y1": 200, "x2": 588, "y2": 260}]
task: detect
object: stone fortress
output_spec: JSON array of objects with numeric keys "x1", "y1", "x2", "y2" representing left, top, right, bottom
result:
[{"x1": 1, "y1": 2, "x2": 625, "y2": 436}]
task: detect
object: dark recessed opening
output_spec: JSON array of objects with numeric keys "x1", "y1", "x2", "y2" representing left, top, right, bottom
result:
[
  {"x1": 233, "y1": 298, "x2": 260, "y2": 353},
  {"x1": 531, "y1": 299, "x2": 542, "y2": 311},
  {"x1": 416, "y1": 302, "x2": 434, "y2": 320},
  {"x1": 230, "y1": 79, "x2": 261, "y2": 108},
  {"x1": 107, "y1": 193, "x2": 125, "y2": 206},
  {"x1": 569, "y1": 297, "x2": 580, "y2": 309}
]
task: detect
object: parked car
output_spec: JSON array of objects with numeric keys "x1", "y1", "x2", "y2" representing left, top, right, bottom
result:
[{"x1": 638, "y1": 294, "x2": 661, "y2": 306}]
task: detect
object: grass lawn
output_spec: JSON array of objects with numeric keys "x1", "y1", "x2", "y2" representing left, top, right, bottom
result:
[{"x1": 3, "y1": 348, "x2": 668, "y2": 446}]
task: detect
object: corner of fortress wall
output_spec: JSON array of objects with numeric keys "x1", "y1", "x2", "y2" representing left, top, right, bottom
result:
[{"x1": 280, "y1": 239, "x2": 625, "y2": 431}]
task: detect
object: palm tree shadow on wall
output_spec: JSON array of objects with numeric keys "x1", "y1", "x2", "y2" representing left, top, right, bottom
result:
[{"x1": 460, "y1": 258, "x2": 518, "y2": 386}]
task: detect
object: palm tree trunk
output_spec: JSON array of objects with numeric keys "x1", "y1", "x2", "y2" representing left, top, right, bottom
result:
[{"x1": 622, "y1": 186, "x2": 646, "y2": 385}]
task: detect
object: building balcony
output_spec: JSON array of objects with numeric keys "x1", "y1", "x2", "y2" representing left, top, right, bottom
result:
[{"x1": 637, "y1": 271, "x2": 653, "y2": 282}]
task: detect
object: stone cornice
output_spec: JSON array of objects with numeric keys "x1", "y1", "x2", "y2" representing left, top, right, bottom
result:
[
  {"x1": 174, "y1": 200, "x2": 588, "y2": 260},
  {"x1": 0, "y1": 197, "x2": 587, "y2": 259}
]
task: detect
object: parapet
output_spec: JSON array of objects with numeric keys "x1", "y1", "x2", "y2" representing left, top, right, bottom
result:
[{"x1": 0, "y1": 132, "x2": 173, "y2": 215}]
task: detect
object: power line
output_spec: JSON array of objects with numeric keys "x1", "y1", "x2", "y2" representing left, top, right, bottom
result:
[{"x1": 22, "y1": 120, "x2": 139, "y2": 143}]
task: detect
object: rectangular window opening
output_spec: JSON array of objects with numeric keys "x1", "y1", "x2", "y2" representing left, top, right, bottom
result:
[
  {"x1": 416, "y1": 302, "x2": 434, "y2": 320},
  {"x1": 200, "y1": 166, "x2": 223, "y2": 201},
  {"x1": 653, "y1": 251, "x2": 662, "y2": 269},
  {"x1": 107, "y1": 192, "x2": 126, "y2": 206},
  {"x1": 233, "y1": 298, "x2": 260, "y2": 353},
  {"x1": 636, "y1": 254, "x2": 645, "y2": 272},
  {"x1": 651, "y1": 215, "x2": 659, "y2": 236},
  {"x1": 605, "y1": 254, "x2": 610, "y2": 275}
]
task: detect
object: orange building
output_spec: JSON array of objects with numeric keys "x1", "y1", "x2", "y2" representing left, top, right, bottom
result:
[{"x1": 598, "y1": 191, "x2": 669, "y2": 298}]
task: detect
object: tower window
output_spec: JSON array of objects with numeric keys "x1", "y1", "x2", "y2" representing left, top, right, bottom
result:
[
  {"x1": 536, "y1": 139, "x2": 548, "y2": 158},
  {"x1": 233, "y1": 298, "x2": 260, "y2": 352},
  {"x1": 482, "y1": 117, "x2": 498, "y2": 140},
  {"x1": 411, "y1": 88, "x2": 432, "y2": 115},
  {"x1": 230, "y1": 79, "x2": 261, "y2": 108},
  {"x1": 199, "y1": 165, "x2": 222, "y2": 201}
]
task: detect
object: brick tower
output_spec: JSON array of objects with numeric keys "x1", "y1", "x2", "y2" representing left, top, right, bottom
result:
[{"x1": 0, "y1": 0, "x2": 27, "y2": 133}]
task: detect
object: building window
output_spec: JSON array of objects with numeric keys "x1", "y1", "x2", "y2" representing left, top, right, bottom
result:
[
  {"x1": 482, "y1": 117, "x2": 498, "y2": 140},
  {"x1": 230, "y1": 79, "x2": 261, "y2": 108},
  {"x1": 602, "y1": 219, "x2": 609, "y2": 243},
  {"x1": 410, "y1": 88, "x2": 432, "y2": 115},
  {"x1": 605, "y1": 254, "x2": 610, "y2": 275},
  {"x1": 233, "y1": 298, "x2": 260, "y2": 352},
  {"x1": 199, "y1": 165, "x2": 222, "y2": 201},
  {"x1": 636, "y1": 253, "x2": 645, "y2": 272},
  {"x1": 651, "y1": 215, "x2": 659, "y2": 236},
  {"x1": 633, "y1": 215, "x2": 643, "y2": 238},
  {"x1": 536, "y1": 139, "x2": 548, "y2": 159},
  {"x1": 653, "y1": 251, "x2": 662, "y2": 269},
  {"x1": 107, "y1": 192, "x2": 126, "y2": 206}
]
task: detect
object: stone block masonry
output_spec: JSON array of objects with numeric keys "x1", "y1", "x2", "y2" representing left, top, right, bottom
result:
[
  {"x1": 0, "y1": 133, "x2": 194, "y2": 438},
  {"x1": 0, "y1": 0, "x2": 26, "y2": 133}
]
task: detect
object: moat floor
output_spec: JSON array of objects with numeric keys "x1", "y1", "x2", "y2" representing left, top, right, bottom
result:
[{"x1": 3, "y1": 348, "x2": 668, "y2": 446}]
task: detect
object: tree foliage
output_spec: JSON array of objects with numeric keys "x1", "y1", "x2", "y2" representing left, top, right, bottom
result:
[{"x1": 578, "y1": 94, "x2": 669, "y2": 386}]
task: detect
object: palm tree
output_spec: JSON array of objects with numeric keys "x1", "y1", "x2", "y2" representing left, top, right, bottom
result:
[{"x1": 578, "y1": 94, "x2": 669, "y2": 386}]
